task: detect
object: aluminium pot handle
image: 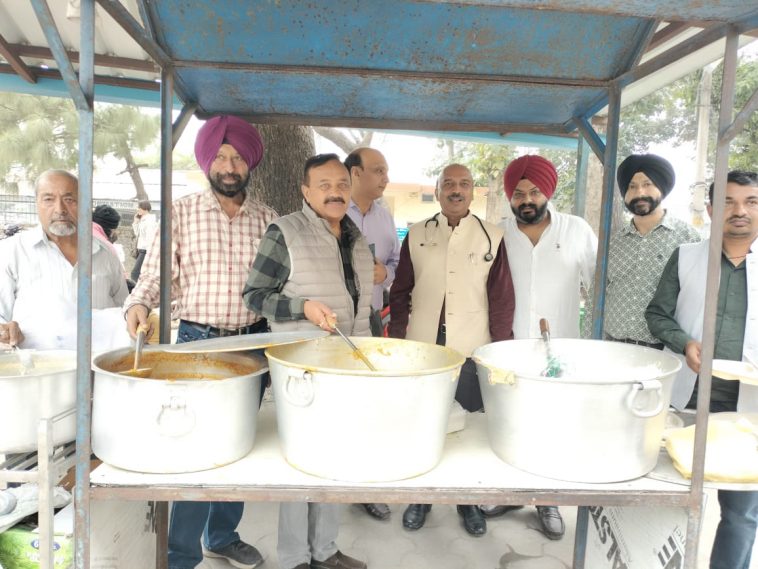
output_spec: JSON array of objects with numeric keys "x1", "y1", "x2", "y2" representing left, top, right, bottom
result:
[
  {"x1": 626, "y1": 379, "x2": 664, "y2": 418},
  {"x1": 284, "y1": 370, "x2": 315, "y2": 407},
  {"x1": 156, "y1": 392, "x2": 197, "y2": 437}
]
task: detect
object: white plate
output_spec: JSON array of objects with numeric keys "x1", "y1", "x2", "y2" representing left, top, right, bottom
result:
[
  {"x1": 166, "y1": 330, "x2": 329, "y2": 353},
  {"x1": 649, "y1": 412, "x2": 758, "y2": 490},
  {"x1": 711, "y1": 359, "x2": 758, "y2": 386}
]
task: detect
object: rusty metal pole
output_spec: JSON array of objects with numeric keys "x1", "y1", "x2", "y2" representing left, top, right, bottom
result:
[{"x1": 683, "y1": 25, "x2": 739, "y2": 569}]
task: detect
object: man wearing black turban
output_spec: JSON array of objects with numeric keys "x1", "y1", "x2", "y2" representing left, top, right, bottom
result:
[
  {"x1": 597, "y1": 153, "x2": 700, "y2": 348},
  {"x1": 616, "y1": 153, "x2": 676, "y2": 217}
]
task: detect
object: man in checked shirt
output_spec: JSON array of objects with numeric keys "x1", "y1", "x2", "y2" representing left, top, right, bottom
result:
[{"x1": 124, "y1": 115, "x2": 277, "y2": 569}]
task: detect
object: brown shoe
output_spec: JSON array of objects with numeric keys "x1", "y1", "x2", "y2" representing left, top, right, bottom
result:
[{"x1": 311, "y1": 550, "x2": 367, "y2": 569}]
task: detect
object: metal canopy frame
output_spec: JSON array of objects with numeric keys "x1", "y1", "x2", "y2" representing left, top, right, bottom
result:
[{"x1": 9, "y1": 2, "x2": 757, "y2": 568}]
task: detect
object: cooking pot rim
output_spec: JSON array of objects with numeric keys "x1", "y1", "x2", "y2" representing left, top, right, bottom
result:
[
  {"x1": 265, "y1": 337, "x2": 466, "y2": 376},
  {"x1": 0, "y1": 349, "x2": 77, "y2": 378},
  {"x1": 473, "y1": 338, "x2": 682, "y2": 384},
  {"x1": 264, "y1": 356, "x2": 464, "y2": 376},
  {"x1": 475, "y1": 361, "x2": 679, "y2": 385},
  {"x1": 92, "y1": 347, "x2": 268, "y2": 382}
]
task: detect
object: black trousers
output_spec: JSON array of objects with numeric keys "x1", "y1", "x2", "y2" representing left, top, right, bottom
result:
[{"x1": 131, "y1": 248, "x2": 147, "y2": 282}]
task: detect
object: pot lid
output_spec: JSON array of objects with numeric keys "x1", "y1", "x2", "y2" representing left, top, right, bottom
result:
[{"x1": 165, "y1": 330, "x2": 329, "y2": 353}]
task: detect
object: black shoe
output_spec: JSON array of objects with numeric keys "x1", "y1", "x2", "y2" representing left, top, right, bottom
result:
[
  {"x1": 478, "y1": 505, "x2": 524, "y2": 518},
  {"x1": 203, "y1": 540, "x2": 264, "y2": 568},
  {"x1": 361, "y1": 502, "x2": 391, "y2": 520},
  {"x1": 311, "y1": 550, "x2": 366, "y2": 569},
  {"x1": 536, "y1": 506, "x2": 565, "y2": 540},
  {"x1": 457, "y1": 505, "x2": 486, "y2": 536},
  {"x1": 402, "y1": 504, "x2": 431, "y2": 530}
]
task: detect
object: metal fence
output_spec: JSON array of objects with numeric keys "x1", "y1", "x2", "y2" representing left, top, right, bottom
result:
[{"x1": 0, "y1": 195, "x2": 160, "y2": 226}]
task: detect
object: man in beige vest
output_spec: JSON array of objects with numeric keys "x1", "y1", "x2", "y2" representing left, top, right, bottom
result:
[
  {"x1": 388, "y1": 163, "x2": 515, "y2": 537},
  {"x1": 243, "y1": 153, "x2": 371, "y2": 569}
]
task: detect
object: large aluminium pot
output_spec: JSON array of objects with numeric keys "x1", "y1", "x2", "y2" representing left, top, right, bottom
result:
[
  {"x1": 473, "y1": 339, "x2": 682, "y2": 483},
  {"x1": 92, "y1": 348, "x2": 267, "y2": 473},
  {"x1": 266, "y1": 336, "x2": 465, "y2": 482},
  {"x1": 0, "y1": 350, "x2": 76, "y2": 453}
]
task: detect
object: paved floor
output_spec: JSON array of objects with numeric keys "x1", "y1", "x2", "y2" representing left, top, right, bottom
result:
[{"x1": 192, "y1": 493, "x2": 757, "y2": 569}]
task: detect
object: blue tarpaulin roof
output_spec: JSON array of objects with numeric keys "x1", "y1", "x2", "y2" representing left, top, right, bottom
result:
[{"x1": 0, "y1": 1, "x2": 756, "y2": 141}]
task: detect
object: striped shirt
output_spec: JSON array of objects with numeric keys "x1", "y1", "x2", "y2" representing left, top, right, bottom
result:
[{"x1": 125, "y1": 188, "x2": 278, "y2": 329}]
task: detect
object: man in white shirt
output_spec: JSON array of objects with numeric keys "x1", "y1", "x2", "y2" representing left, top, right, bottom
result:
[
  {"x1": 130, "y1": 199, "x2": 158, "y2": 282},
  {"x1": 0, "y1": 170, "x2": 128, "y2": 349},
  {"x1": 482, "y1": 154, "x2": 597, "y2": 540}
]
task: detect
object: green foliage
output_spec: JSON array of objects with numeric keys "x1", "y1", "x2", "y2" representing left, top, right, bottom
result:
[
  {"x1": 0, "y1": 94, "x2": 79, "y2": 182},
  {"x1": 425, "y1": 140, "x2": 514, "y2": 187},
  {"x1": 711, "y1": 56, "x2": 758, "y2": 171},
  {"x1": 542, "y1": 148, "x2": 578, "y2": 213},
  {"x1": 93, "y1": 104, "x2": 159, "y2": 160},
  {"x1": 618, "y1": 55, "x2": 758, "y2": 173},
  {"x1": 425, "y1": 140, "x2": 577, "y2": 213},
  {"x1": 0, "y1": 94, "x2": 159, "y2": 191},
  {"x1": 618, "y1": 72, "x2": 700, "y2": 157}
]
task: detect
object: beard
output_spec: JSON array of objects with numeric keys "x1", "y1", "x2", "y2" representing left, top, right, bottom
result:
[
  {"x1": 48, "y1": 220, "x2": 76, "y2": 237},
  {"x1": 625, "y1": 196, "x2": 661, "y2": 216},
  {"x1": 511, "y1": 201, "x2": 548, "y2": 224},
  {"x1": 209, "y1": 171, "x2": 250, "y2": 197}
]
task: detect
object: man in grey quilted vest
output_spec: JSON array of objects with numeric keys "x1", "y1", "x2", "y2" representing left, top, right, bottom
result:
[{"x1": 242, "y1": 153, "x2": 372, "y2": 569}]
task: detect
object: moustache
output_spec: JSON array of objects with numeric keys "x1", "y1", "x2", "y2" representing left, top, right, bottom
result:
[
  {"x1": 324, "y1": 197, "x2": 346, "y2": 204},
  {"x1": 628, "y1": 197, "x2": 656, "y2": 207},
  {"x1": 447, "y1": 193, "x2": 464, "y2": 200},
  {"x1": 728, "y1": 215, "x2": 750, "y2": 223}
]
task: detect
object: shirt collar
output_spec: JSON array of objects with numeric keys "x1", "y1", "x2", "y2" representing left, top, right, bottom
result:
[
  {"x1": 622, "y1": 209, "x2": 675, "y2": 236},
  {"x1": 28, "y1": 224, "x2": 105, "y2": 255},
  {"x1": 201, "y1": 187, "x2": 251, "y2": 216},
  {"x1": 349, "y1": 199, "x2": 374, "y2": 217}
]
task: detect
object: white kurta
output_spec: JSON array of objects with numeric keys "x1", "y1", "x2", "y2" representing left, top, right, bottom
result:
[
  {"x1": 0, "y1": 226, "x2": 129, "y2": 350},
  {"x1": 500, "y1": 207, "x2": 597, "y2": 339}
]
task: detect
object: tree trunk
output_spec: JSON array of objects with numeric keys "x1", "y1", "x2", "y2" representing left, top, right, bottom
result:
[
  {"x1": 249, "y1": 125, "x2": 315, "y2": 215},
  {"x1": 485, "y1": 176, "x2": 510, "y2": 225},
  {"x1": 123, "y1": 147, "x2": 149, "y2": 202}
]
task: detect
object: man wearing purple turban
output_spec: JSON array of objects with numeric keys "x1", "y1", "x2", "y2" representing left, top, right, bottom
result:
[{"x1": 124, "y1": 115, "x2": 277, "y2": 569}]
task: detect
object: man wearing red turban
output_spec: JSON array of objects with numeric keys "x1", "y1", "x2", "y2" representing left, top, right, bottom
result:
[
  {"x1": 124, "y1": 115, "x2": 277, "y2": 569},
  {"x1": 479, "y1": 154, "x2": 597, "y2": 540}
]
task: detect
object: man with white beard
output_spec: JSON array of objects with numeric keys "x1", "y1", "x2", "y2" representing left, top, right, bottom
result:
[{"x1": 0, "y1": 170, "x2": 127, "y2": 348}]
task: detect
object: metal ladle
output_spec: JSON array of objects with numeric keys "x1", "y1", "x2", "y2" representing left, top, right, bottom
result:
[
  {"x1": 539, "y1": 318, "x2": 563, "y2": 378},
  {"x1": 13, "y1": 345, "x2": 34, "y2": 375},
  {"x1": 121, "y1": 325, "x2": 153, "y2": 378},
  {"x1": 332, "y1": 325, "x2": 377, "y2": 371}
]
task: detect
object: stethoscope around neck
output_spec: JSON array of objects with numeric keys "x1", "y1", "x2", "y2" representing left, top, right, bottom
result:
[{"x1": 421, "y1": 212, "x2": 494, "y2": 262}]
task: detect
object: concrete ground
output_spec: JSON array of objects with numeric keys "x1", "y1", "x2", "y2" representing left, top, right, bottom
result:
[{"x1": 192, "y1": 492, "x2": 757, "y2": 569}]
